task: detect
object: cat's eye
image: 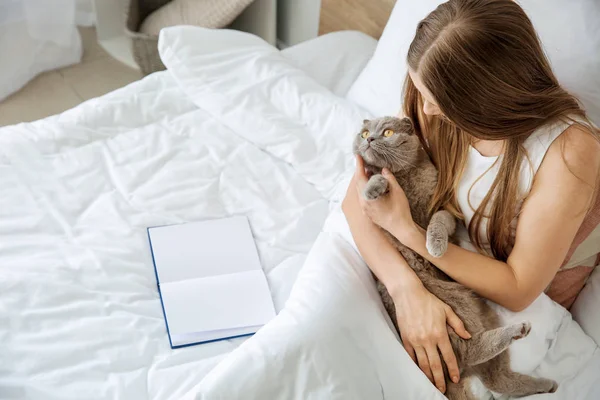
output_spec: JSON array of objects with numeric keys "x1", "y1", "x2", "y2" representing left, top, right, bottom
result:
[
  {"x1": 383, "y1": 129, "x2": 394, "y2": 137},
  {"x1": 361, "y1": 130, "x2": 370, "y2": 139}
]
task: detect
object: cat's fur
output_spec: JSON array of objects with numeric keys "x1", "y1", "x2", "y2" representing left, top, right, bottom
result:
[{"x1": 353, "y1": 116, "x2": 558, "y2": 399}]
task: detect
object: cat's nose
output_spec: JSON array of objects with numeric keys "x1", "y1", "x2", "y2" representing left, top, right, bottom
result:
[{"x1": 367, "y1": 137, "x2": 375, "y2": 143}]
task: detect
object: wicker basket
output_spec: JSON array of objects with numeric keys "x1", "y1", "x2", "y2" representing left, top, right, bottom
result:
[{"x1": 125, "y1": 0, "x2": 170, "y2": 76}]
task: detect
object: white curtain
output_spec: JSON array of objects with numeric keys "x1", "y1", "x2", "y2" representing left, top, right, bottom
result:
[{"x1": 0, "y1": 0, "x2": 82, "y2": 101}]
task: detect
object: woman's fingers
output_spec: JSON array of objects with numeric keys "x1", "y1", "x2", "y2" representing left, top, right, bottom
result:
[
  {"x1": 344, "y1": 174, "x2": 355, "y2": 196},
  {"x1": 401, "y1": 334, "x2": 417, "y2": 363},
  {"x1": 445, "y1": 306, "x2": 471, "y2": 340},
  {"x1": 381, "y1": 168, "x2": 400, "y2": 191},
  {"x1": 354, "y1": 155, "x2": 368, "y2": 187},
  {"x1": 438, "y1": 334, "x2": 460, "y2": 384},
  {"x1": 356, "y1": 153, "x2": 365, "y2": 171},
  {"x1": 425, "y1": 344, "x2": 447, "y2": 393},
  {"x1": 414, "y1": 346, "x2": 434, "y2": 385}
]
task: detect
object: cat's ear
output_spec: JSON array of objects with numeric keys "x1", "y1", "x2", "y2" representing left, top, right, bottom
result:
[
  {"x1": 363, "y1": 119, "x2": 370, "y2": 124},
  {"x1": 399, "y1": 117, "x2": 415, "y2": 135}
]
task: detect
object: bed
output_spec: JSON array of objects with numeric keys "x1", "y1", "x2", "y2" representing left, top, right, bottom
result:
[{"x1": 2, "y1": 1, "x2": 600, "y2": 399}]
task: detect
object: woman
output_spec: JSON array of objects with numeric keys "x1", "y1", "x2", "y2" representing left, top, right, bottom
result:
[{"x1": 342, "y1": 0, "x2": 600, "y2": 394}]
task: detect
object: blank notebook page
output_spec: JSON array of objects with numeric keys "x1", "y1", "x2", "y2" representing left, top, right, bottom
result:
[
  {"x1": 148, "y1": 216, "x2": 275, "y2": 347},
  {"x1": 149, "y1": 216, "x2": 263, "y2": 283},
  {"x1": 160, "y1": 270, "x2": 274, "y2": 338}
]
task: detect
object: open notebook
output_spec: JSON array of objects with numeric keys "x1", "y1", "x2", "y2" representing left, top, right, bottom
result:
[{"x1": 147, "y1": 216, "x2": 276, "y2": 348}]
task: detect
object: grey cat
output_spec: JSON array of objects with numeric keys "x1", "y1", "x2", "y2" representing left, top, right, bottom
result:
[{"x1": 353, "y1": 116, "x2": 558, "y2": 399}]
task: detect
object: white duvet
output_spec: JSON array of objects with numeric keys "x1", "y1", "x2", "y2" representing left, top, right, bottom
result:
[{"x1": 1, "y1": 27, "x2": 599, "y2": 400}]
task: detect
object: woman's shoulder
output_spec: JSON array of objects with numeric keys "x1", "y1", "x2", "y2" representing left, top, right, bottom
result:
[
  {"x1": 545, "y1": 123, "x2": 600, "y2": 187},
  {"x1": 524, "y1": 118, "x2": 599, "y2": 180},
  {"x1": 530, "y1": 123, "x2": 600, "y2": 213},
  {"x1": 518, "y1": 125, "x2": 598, "y2": 260}
]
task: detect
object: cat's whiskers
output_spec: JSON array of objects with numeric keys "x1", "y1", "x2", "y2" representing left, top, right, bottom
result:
[
  {"x1": 398, "y1": 158, "x2": 418, "y2": 169},
  {"x1": 386, "y1": 150, "x2": 419, "y2": 172},
  {"x1": 395, "y1": 147, "x2": 419, "y2": 152},
  {"x1": 377, "y1": 150, "x2": 401, "y2": 168}
]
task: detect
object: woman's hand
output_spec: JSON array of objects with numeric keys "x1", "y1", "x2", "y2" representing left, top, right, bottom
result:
[
  {"x1": 391, "y1": 283, "x2": 471, "y2": 393},
  {"x1": 353, "y1": 155, "x2": 415, "y2": 236}
]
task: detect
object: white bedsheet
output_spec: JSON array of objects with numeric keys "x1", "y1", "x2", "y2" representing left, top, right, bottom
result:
[{"x1": 0, "y1": 26, "x2": 598, "y2": 400}]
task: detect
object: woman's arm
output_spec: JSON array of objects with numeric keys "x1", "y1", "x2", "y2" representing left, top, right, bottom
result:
[
  {"x1": 391, "y1": 126, "x2": 600, "y2": 311},
  {"x1": 343, "y1": 179, "x2": 422, "y2": 295},
  {"x1": 343, "y1": 157, "x2": 471, "y2": 393}
]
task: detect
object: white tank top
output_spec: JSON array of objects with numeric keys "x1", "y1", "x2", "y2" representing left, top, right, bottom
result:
[
  {"x1": 456, "y1": 118, "x2": 576, "y2": 254},
  {"x1": 454, "y1": 117, "x2": 600, "y2": 309}
]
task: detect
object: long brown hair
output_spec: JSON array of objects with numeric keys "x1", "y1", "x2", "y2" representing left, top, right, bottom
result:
[{"x1": 403, "y1": 0, "x2": 599, "y2": 261}]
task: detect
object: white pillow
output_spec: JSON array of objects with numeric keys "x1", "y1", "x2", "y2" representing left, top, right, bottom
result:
[
  {"x1": 158, "y1": 26, "x2": 369, "y2": 200},
  {"x1": 280, "y1": 31, "x2": 378, "y2": 97},
  {"x1": 571, "y1": 266, "x2": 600, "y2": 345},
  {"x1": 345, "y1": 0, "x2": 443, "y2": 117},
  {"x1": 347, "y1": 0, "x2": 600, "y2": 126}
]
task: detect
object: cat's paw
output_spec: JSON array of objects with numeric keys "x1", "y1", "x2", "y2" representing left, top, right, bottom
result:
[
  {"x1": 363, "y1": 174, "x2": 388, "y2": 200},
  {"x1": 426, "y1": 224, "x2": 448, "y2": 258},
  {"x1": 536, "y1": 379, "x2": 558, "y2": 394},
  {"x1": 510, "y1": 321, "x2": 531, "y2": 341}
]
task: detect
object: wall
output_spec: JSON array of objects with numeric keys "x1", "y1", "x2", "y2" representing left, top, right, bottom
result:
[
  {"x1": 277, "y1": 0, "x2": 321, "y2": 47},
  {"x1": 231, "y1": 0, "x2": 278, "y2": 46}
]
